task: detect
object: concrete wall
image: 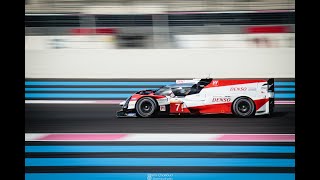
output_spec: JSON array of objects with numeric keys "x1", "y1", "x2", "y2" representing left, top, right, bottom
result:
[
  {"x1": 26, "y1": 34, "x2": 294, "y2": 49},
  {"x1": 25, "y1": 36, "x2": 117, "y2": 50},
  {"x1": 25, "y1": 48, "x2": 295, "y2": 79}
]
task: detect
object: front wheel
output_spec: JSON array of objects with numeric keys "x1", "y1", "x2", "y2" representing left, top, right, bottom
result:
[
  {"x1": 135, "y1": 97, "x2": 158, "y2": 117},
  {"x1": 232, "y1": 97, "x2": 255, "y2": 117}
]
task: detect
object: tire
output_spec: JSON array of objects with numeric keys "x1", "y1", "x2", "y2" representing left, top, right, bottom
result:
[
  {"x1": 232, "y1": 97, "x2": 255, "y2": 117},
  {"x1": 135, "y1": 97, "x2": 158, "y2": 117}
]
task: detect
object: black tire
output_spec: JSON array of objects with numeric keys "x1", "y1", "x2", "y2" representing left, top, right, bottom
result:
[
  {"x1": 232, "y1": 97, "x2": 255, "y2": 117},
  {"x1": 135, "y1": 97, "x2": 158, "y2": 117}
]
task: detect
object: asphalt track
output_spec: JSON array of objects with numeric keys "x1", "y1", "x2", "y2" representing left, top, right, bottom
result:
[{"x1": 25, "y1": 104, "x2": 295, "y2": 133}]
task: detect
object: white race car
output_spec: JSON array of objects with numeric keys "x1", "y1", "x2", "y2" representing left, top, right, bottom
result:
[{"x1": 117, "y1": 78, "x2": 274, "y2": 118}]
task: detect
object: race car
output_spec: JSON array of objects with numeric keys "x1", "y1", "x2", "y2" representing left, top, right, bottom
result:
[{"x1": 116, "y1": 78, "x2": 274, "y2": 118}]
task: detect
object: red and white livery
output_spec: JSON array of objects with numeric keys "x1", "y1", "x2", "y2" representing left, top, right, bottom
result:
[{"x1": 117, "y1": 78, "x2": 274, "y2": 117}]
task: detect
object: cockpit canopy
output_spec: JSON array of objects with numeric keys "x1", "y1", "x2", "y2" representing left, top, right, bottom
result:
[
  {"x1": 154, "y1": 78, "x2": 213, "y2": 97},
  {"x1": 154, "y1": 83, "x2": 199, "y2": 97}
]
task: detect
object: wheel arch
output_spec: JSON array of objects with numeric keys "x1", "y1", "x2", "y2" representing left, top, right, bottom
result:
[
  {"x1": 134, "y1": 96, "x2": 160, "y2": 117},
  {"x1": 231, "y1": 96, "x2": 256, "y2": 115},
  {"x1": 134, "y1": 96, "x2": 160, "y2": 107},
  {"x1": 140, "y1": 96, "x2": 160, "y2": 106}
]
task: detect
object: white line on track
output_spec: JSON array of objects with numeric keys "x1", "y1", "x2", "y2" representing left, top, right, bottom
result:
[{"x1": 25, "y1": 133, "x2": 50, "y2": 141}]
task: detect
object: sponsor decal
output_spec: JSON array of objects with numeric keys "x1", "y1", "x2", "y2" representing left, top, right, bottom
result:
[
  {"x1": 212, "y1": 80, "x2": 219, "y2": 86},
  {"x1": 212, "y1": 97, "x2": 231, "y2": 102},
  {"x1": 157, "y1": 98, "x2": 168, "y2": 103},
  {"x1": 160, "y1": 105, "x2": 166, "y2": 111},
  {"x1": 230, "y1": 87, "x2": 247, "y2": 91}
]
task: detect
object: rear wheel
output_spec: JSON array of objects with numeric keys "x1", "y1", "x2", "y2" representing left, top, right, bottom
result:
[
  {"x1": 232, "y1": 97, "x2": 255, "y2": 117},
  {"x1": 135, "y1": 97, "x2": 158, "y2": 117}
]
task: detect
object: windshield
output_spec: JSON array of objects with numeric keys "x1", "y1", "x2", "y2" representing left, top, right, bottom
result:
[
  {"x1": 172, "y1": 87, "x2": 192, "y2": 96},
  {"x1": 154, "y1": 83, "x2": 197, "y2": 96},
  {"x1": 154, "y1": 86, "x2": 173, "y2": 96}
]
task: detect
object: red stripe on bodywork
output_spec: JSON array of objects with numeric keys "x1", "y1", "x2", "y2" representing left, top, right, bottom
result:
[
  {"x1": 186, "y1": 98, "x2": 269, "y2": 114},
  {"x1": 188, "y1": 102, "x2": 233, "y2": 114},
  {"x1": 205, "y1": 79, "x2": 266, "y2": 88},
  {"x1": 130, "y1": 94, "x2": 166, "y2": 101},
  {"x1": 254, "y1": 99, "x2": 269, "y2": 110}
]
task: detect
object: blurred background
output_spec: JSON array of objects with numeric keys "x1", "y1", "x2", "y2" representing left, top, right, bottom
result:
[
  {"x1": 25, "y1": 0, "x2": 295, "y2": 50},
  {"x1": 25, "y1": 3, "x2": 295, "y2": 179}
]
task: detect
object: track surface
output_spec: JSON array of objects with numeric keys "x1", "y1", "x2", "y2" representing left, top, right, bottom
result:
[
  {"x1": 25, "y1": 104, "x2": 295, "y2": 133},
  {"x1": 25, "y1": 141, "x2": 295, "y2": 174}
]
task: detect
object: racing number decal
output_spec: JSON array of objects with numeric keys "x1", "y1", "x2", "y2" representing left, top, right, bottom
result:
[
  {"x1": 175, "y1": 103, "x2": 184, "y2": 112},
  {"x1": 170, "y1": 103, "x2": 190, "y2": 113}
]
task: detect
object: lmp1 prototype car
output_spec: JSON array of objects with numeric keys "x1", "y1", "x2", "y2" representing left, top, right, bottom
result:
[{"x1": 116, "y1": 78, "x2": 274, "y2": 118}]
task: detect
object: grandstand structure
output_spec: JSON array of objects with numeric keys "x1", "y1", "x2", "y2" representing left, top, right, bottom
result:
[
  {"x1": 25, "y1": 0, "x2": 295, "y2": 49},
  {"x1": 26, "y1": 0, "x2": 294, "y2": 13}
]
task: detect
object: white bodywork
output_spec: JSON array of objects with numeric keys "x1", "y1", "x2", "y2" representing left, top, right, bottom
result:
[{"x1": 120, "y1": 79, "x2": 273, "y2": 115}]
